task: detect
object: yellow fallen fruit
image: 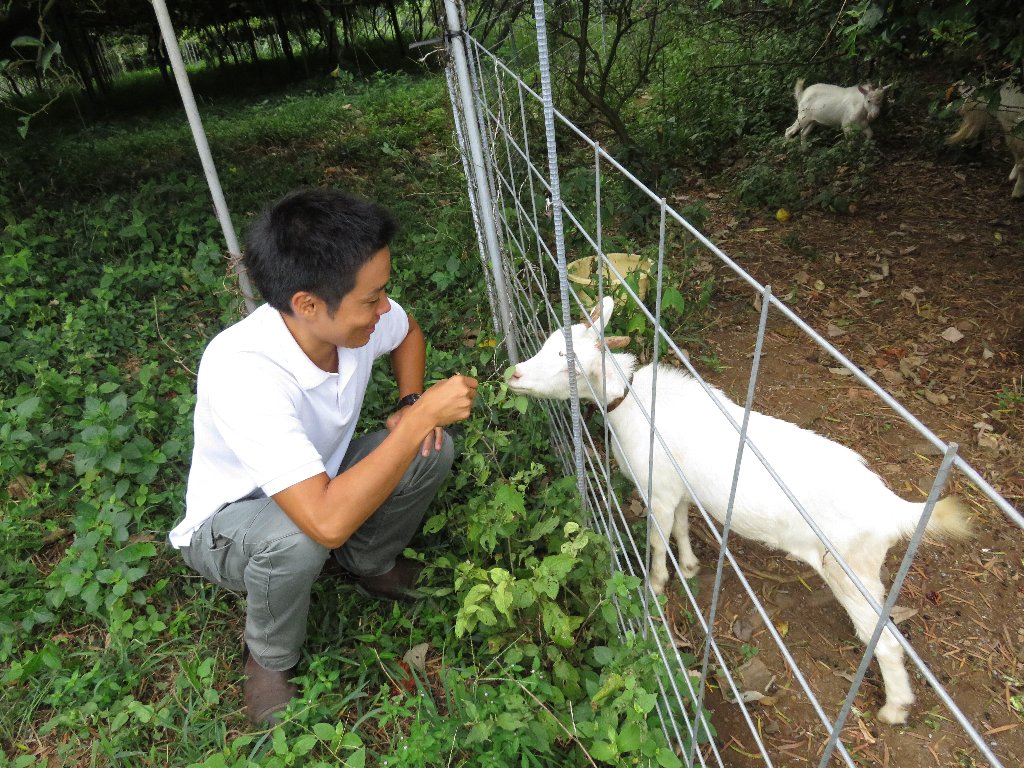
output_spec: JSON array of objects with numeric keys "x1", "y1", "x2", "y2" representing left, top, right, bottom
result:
[{"x1": 775, "y1": 208, "x2": 791, "y2": 222}]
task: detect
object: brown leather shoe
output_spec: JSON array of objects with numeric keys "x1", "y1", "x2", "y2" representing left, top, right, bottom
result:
[
  {"x1": 352, "y1": 557, "x2": 424, "y2": 603},
  {"x1": 243, "y1": 648, "x2": 298, "y2": 726}
]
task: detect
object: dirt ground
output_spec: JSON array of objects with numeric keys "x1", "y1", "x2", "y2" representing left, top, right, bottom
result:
[{"x1": 658, "y1": 144, "x2": 1024, "y2": 766}]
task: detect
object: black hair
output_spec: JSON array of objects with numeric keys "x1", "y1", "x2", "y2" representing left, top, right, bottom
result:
[{"x1": 243, "y1": 188, "x2": 397, "y2": 314}]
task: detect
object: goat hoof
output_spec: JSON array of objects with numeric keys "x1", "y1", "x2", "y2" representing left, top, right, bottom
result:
[
  {"x1": 680, "y1": 561, "x2": 700, "y2": 579},
  {"x1": 877, "y1": 702, "x2": 910, "y2": 725},
  {"x1": 648, "y1": 581, "x2": 666, "y2": 597}
]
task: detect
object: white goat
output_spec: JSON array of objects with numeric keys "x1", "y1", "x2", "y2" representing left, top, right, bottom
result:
[
  {"x1": 508, "y1": 297, "x2": 971, "y2": 725},
  {"x1": 784, "y1": 78, "x2": 891, "y2": 141},
  {"x1": 946, "y1": 82, "x2": 1024, "y2": 199}
]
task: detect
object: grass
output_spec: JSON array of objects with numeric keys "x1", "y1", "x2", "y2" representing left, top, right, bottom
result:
[{"x1": 1, "y1": 63, "x2": 696, "y2": 768}]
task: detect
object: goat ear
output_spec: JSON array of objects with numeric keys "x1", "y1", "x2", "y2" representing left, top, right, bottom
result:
[
  {"x1": 584, "y1": 296, "x2": 616, "y2": 333},
  {"x1": 598, "y1": 296, "x2": 615, "y2": 328},
  {"x1": 858, "y1": 84, "x2": 868, "y2": 95},
  {"x1": 601, "y1": 335, "x2": 631, "y2": 350}
]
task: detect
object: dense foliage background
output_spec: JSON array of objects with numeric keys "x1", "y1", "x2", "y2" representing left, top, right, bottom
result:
[{"x1": 2, "y1": 1, "x2": 1021, "y2": 766}]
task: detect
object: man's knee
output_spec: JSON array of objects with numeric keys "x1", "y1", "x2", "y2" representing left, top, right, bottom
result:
[
  {"x1": 394, "y1": 430, "x2": 454, "y2": 496},
  {"x1": 419, "y1": 430, "x2": 455, "y2": 481},
  {"x1": 260, "y1": 532, "x2": 330, "y2": 581},
  {"x1": 435, "y1": 430, "x2": 455, "y2": 473}
]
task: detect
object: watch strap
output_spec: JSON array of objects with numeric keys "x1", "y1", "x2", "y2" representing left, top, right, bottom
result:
[{"x1": 397, "y1": 392, "x2": 422, "y2": 409}]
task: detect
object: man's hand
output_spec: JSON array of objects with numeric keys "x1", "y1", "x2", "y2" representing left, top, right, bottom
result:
[
  {"x1": 386, "y1": 406, "x2": 443, "y2": 456},
  {"x1": 387, "y1": 374, "x2": 478, "y2": 455}
]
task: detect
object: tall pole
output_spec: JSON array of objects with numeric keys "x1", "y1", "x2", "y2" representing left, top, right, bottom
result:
[
  {"x1": 530, "y1": 1, "x2": 587, "y2": 497},
  {"x1": 151, "y1": 0, "x2": 257, "y2": 313},
  {"x1": 442, "y1": 0, "x2": 518, "y2": 361}
]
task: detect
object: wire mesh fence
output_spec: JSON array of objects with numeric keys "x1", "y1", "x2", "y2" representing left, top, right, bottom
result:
[{"x1": 443, "y1": 2, "x2": 1023, "y2": 765}]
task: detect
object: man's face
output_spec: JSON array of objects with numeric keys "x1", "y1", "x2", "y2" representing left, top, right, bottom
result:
[{"x1": 325, "y1": 246, "x2": 393, "y2": 348}]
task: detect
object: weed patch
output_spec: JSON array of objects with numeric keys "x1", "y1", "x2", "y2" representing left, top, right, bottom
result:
[{"x1": 2, "y1": 70, "x2": 701, "y2": 767}]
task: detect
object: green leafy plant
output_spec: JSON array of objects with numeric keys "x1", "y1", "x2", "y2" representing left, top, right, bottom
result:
[{"x1": 1, "y1": 67, "x2": 711, "y2": 766}]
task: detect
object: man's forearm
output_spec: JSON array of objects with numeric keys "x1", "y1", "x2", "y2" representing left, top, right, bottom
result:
[
  {"x1": 271, "y1": 374, "x2": 478, "y2": 548},
  {"x1": 391, "y1": 313, "x2": 427, "y2": 399},
  {"x1": 272, "y1": 408, "x2": 438, "y2": 548}
]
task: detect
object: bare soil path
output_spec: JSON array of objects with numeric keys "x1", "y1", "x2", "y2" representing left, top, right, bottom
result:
[{"x1": 666, "y1": 147, "x2": 1023, "y2": 767}]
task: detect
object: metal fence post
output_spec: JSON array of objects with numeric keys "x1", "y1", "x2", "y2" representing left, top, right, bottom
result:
[
  {"x1": 151, "y1": 0, "x2": 257, "y2": 314},
  {"x1": 442, "y1": 0, "x2": 519, "y2": 362},
  {"x1": 530, "y1": 0, "x2": 588, "y2": 498}
]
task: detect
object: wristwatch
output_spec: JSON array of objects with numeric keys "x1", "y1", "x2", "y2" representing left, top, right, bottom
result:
[{"x1": 397, "y1": 393, "x2": 421, "y2": 409}]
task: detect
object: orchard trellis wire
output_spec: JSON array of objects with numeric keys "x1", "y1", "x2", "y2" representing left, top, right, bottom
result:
[{"x1": 441, "y1": 1, "x2": 1023, "y2": 766}]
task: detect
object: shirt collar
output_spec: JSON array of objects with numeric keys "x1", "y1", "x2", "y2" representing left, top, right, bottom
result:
[{"x1": 258, "y1": 304, "x2": 336, "y2": 390}]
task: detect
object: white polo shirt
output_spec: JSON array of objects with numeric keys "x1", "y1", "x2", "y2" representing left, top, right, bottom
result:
[{"x1": 168, "y1": 300, "x2": 410, "y2": 548}]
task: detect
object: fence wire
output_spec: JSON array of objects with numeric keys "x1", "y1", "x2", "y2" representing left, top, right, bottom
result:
[{"x1": 443, "y1": 2, "x2": 1023, "y2": 766}]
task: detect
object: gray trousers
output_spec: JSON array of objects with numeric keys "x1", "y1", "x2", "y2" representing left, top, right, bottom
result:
[{"x1": 179, "y1": 429, "x2": 453, "y2": 671}]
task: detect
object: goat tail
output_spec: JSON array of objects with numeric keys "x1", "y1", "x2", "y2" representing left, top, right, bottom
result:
[
  {"x1": 793, "y1": 78, "x2": 805, "y2": 102},
  {"x1": 945, "y1": 108, "x2": 988, "y2": 145},
  {"x1": 924, "y1": 496, "x2": 973, "y2": 540}
]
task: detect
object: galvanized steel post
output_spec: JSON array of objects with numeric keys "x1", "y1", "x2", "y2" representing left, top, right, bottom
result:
[
  {"x1": 442, "y1": 0, "x2": 519, "y2": 362},
  {"x1": 151, "y1": 0, "x2": 257, "y2": 313}
]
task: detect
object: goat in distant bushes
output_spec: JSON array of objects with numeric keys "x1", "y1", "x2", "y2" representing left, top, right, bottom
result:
[
  {"x1": 785, "y1": 78, "x2": 891, "y2": 141},
  {"x1": 508, "y1": 297, "x2": 972, "y2": 725},
  {"x1": 946, "y1": 82, "x2": 1024, "y2": 200}
]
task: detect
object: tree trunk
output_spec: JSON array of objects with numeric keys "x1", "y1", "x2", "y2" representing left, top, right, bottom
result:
[
  {"x1": 202, "y1": 29, "x2": 226, "y2": 67},
  {"x1": 55, "y1": 4, "x2": 98, "y2": 105},
  {"x1": 268, "y1": 0, "x2": 296, "y2": 72},
  {"x1": 219, "y1": 25, "x2": 241, "y2": 65},
  {"x1": 242, "y1": 18, "x2": 260, "y2": 63},
  {"x1": 309, "y1": 0, "x2": 340, "y2": 64},
  {"x1": 150, "y1": 29, "x2": 171, "y2": 86},
  {"x1": 339, "y1": 2, "x2": 356, "y2": 67},
  {"x1": 294, "y1": 17, "x2": 312, "y2": 76},
  {"x1": 82, "y1": 31, "x2": 110, "y2": 95},
  {"x1": 382, "y1": 0, "x2": 406, "y2": 58}
]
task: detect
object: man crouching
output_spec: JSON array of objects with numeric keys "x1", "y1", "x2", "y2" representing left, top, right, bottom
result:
[{"x1": 168, "y1": 188, "x2": 477, "y2": 725}]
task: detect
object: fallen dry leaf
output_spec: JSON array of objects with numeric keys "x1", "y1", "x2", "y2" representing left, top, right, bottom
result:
[
  {"x1": 403, "y1": 642, "x2": 430, "y2": 673},
  {"x1": 717, "y1": 657, "x2": 776, "y2": 704},
  {"x1": 7, "y1": 475, "x2": 33, "y2": 500},
  {"x1": 940, "y1": 327, "x2": 964, "y2": 343},
  {"x1": 881, "y1": 368, "x2": 905, "y2": 386},
  {"x1": 973, "y1": 420, "x2": 1004, "y2": 451},
  {"x1": 899, "y1": 356, "x2": 925, "y2": 383},
  {"x1": 733, "y1": 617, "x2": 756, "y2": 642},
  {"x1": 627, "y1": 494, "x2": 646, "y2": 520}
]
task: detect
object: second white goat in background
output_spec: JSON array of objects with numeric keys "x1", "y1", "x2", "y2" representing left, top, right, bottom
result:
[
  {"x1": 785, "y1": 78, "x2": 891, "y2": 141},
  {"x1": 946, "y1": 82, "x2": 1024, "y2": 199},
  {"x1": 508, "y1": 297, "x2": 971, "y2": 725}
]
